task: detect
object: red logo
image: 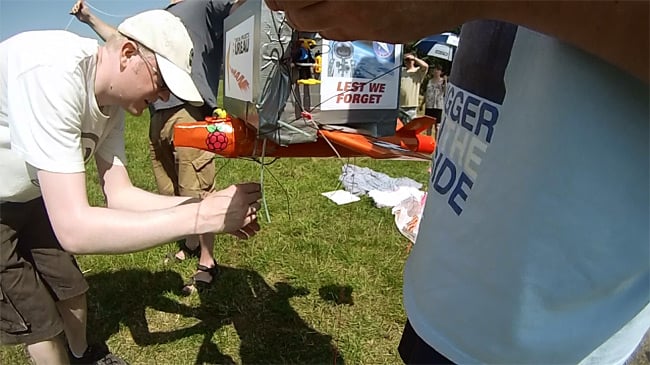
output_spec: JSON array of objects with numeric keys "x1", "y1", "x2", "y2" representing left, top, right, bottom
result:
[
  {"x1": 229, "y1": 66, "x2": 250, "y2": 92},
  {"x1": 205, "y1": 124, "x2": 228, "y2": 152}
]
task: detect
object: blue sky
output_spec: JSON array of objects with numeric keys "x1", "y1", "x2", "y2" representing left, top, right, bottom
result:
[{"x1": 1, "y1": 0, "x2": 169, "y2": 42}]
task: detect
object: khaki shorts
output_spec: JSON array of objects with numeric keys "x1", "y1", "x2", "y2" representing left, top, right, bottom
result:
[
  {"x1": 149, "y1": 105, "x2": 216, "y2": 198},
  {"x1": 0, "y1": 198, "x2": 88, "y2": 345}
]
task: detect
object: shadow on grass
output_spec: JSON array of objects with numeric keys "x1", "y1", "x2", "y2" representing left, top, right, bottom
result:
[
  {"x1": 318, "y1": 284, "x2": 354, "y2": 306},
  {"x1": 85, "y1": 266, "x2": 344, "y2": 364}
]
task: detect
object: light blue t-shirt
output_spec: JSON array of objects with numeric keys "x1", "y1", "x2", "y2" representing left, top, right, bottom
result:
[{"x1": 404, "y1": 20, "x2": 649, "y2": 364}]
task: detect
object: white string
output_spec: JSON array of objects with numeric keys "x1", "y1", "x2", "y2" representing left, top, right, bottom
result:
[
  {"x1": 64, "y1": 16, "x2": 75, "y2": 31},
  {"x1": 259, "y1": 138, "x2": 272, "y2": 223},
  {"x1": 317, "y1": 129, "x2": 343, "y2": 160},
  {"x1": 84, "y1": 1, "x2": 133, "y2": 18},
  {"x1": 64, "y1": 1, "x2": 130, "y2": 32}
]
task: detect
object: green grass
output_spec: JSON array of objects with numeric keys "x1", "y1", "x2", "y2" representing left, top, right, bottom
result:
[{"x1": 0, "y1": 109, "x2": 431, "y2": 364}]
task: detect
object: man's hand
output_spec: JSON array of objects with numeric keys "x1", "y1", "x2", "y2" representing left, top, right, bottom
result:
[
  {"x1": 197, "y1": 183, "x2": 263, "y2": 238},
  {"x1": 70, "y1": 0, "x2": 92, "y2": 24},
  {"x1": 263, "y1": 0, "x2": 451, "y2": 44}
]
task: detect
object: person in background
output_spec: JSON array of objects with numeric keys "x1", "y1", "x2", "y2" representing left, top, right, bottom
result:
[
  {"x1": 399, "y1": 52, "x2": 428, "y2": 122},
  {"x1": 264, "y1": 1, "x2": 649, "y2": 364},
  {"x1": 0, "y1": 9, "x2": 261, "y2": 365},
  {"x1": 72, "y1": 0, "x2": 245, "y2": 294},
  {"x1": 424, "y1": 64, "x2": 446, "y2": 137}
]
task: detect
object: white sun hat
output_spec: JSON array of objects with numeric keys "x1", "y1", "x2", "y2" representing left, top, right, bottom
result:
[{"x1": 117, "y1": 9, "x2": 203, "y2": 106}]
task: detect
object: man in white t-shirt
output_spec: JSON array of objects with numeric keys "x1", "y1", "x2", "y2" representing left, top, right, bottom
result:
[
  {"x1": 265, "y1": 1, "x2": 649, "y2": 364},
  {"x1": 0, "y1": 10, "x2": 262, "y2": 365}
]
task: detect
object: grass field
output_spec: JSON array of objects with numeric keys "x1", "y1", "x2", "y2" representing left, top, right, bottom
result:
[
  {"x1": 4, "y1": 100, "x2": 648, "y2": 365},
  {"x1": 0, "y1": 110, "x2": 431, "y2": 364}
]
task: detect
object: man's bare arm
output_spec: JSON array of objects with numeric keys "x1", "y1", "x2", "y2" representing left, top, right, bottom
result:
[
  {"x1": 37, "y1": 169, "x2": 261, "y2": 254},
  {"x1": 265, "y1": 0, "x2": 648, "y2": 82},
  {"x1": 414, "y1": 55, "x2": 429, "y2": 73},
  {"x1": 95, "y1": 156, "x2": 193, "y2": 211}
]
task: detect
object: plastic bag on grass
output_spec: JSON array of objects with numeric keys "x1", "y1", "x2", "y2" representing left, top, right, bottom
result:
[{"x1": 392, "y1": 193, "x2": 426, "y2": 243}]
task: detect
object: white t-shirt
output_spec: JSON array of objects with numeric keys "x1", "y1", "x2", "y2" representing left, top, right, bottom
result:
[
  {"x1": 0, "y1": 30, "x2": 126, "y2": 202},
  {"x1": 404, "y1": 21, "x2": 649, "y2": 364}
]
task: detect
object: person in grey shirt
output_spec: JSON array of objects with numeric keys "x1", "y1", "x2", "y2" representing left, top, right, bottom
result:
[{"x1": 72, "y1": 0, "x2": 244, "y2": 293}]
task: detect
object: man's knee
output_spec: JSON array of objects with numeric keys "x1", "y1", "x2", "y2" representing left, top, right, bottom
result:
[{"x1": 26, "y1": 333, "x2": 69, "y2": 365}]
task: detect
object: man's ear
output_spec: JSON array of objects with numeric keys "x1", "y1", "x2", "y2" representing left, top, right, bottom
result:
[{"x1": 120, "y1": 40, "x2": 138, "y2": 69}]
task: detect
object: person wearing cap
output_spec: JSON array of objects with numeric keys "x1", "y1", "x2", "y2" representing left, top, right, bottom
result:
[
  {"x1": 71, "y1": 0, "x2": 245, "y2": 294},
  {"x1": 0, "y1": 9, "x2": 262, "y2": 365}
]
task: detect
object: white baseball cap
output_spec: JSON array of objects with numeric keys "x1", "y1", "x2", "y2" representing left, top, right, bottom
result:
[{"x1": 117, "y1": 10, "x2": 203, "y2": 106}]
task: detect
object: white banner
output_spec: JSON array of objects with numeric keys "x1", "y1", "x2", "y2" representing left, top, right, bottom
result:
[
  {"x1": 224, "y1": 15, "x2": 255, "y2": 102},
  {"x1": 320, "y1": 41, "x2": 402, "y2": 110}
]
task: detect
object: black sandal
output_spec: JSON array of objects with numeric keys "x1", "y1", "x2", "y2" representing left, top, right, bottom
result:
[
  {"x1": 181, "y1": 263, "x2": 220, "y2": 295},
  {"x1": 164, "y1": 239, "x2": 200, "y2": 264}
]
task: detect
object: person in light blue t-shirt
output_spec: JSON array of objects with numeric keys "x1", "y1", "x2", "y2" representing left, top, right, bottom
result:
[{"x1": 265, "y1": 1, "x2": 649, "y2": 364}]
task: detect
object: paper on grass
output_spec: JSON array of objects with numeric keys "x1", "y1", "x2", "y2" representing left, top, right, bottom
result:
[{"x1": 321, "y1": 190, "x2": 360, "y2": 205}]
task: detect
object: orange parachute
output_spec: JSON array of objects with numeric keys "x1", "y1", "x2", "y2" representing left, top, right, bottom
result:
[{"x1": 174, "y1": 115, "x2": 436, "y2": 160}]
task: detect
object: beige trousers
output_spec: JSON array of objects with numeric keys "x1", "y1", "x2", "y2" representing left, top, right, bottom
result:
[{"x1": 149, "y1": 105, "x2": 216, "y2": 198}]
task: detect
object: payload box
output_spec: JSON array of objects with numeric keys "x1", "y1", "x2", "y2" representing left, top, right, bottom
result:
[{"x1": 223, "y1": 0, "x2": 403, "y2": 145}]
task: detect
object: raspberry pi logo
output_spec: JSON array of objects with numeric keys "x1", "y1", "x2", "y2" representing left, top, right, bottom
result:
[{"x1": 206, "y1": 124, "x2": 228, "y2": 152}]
